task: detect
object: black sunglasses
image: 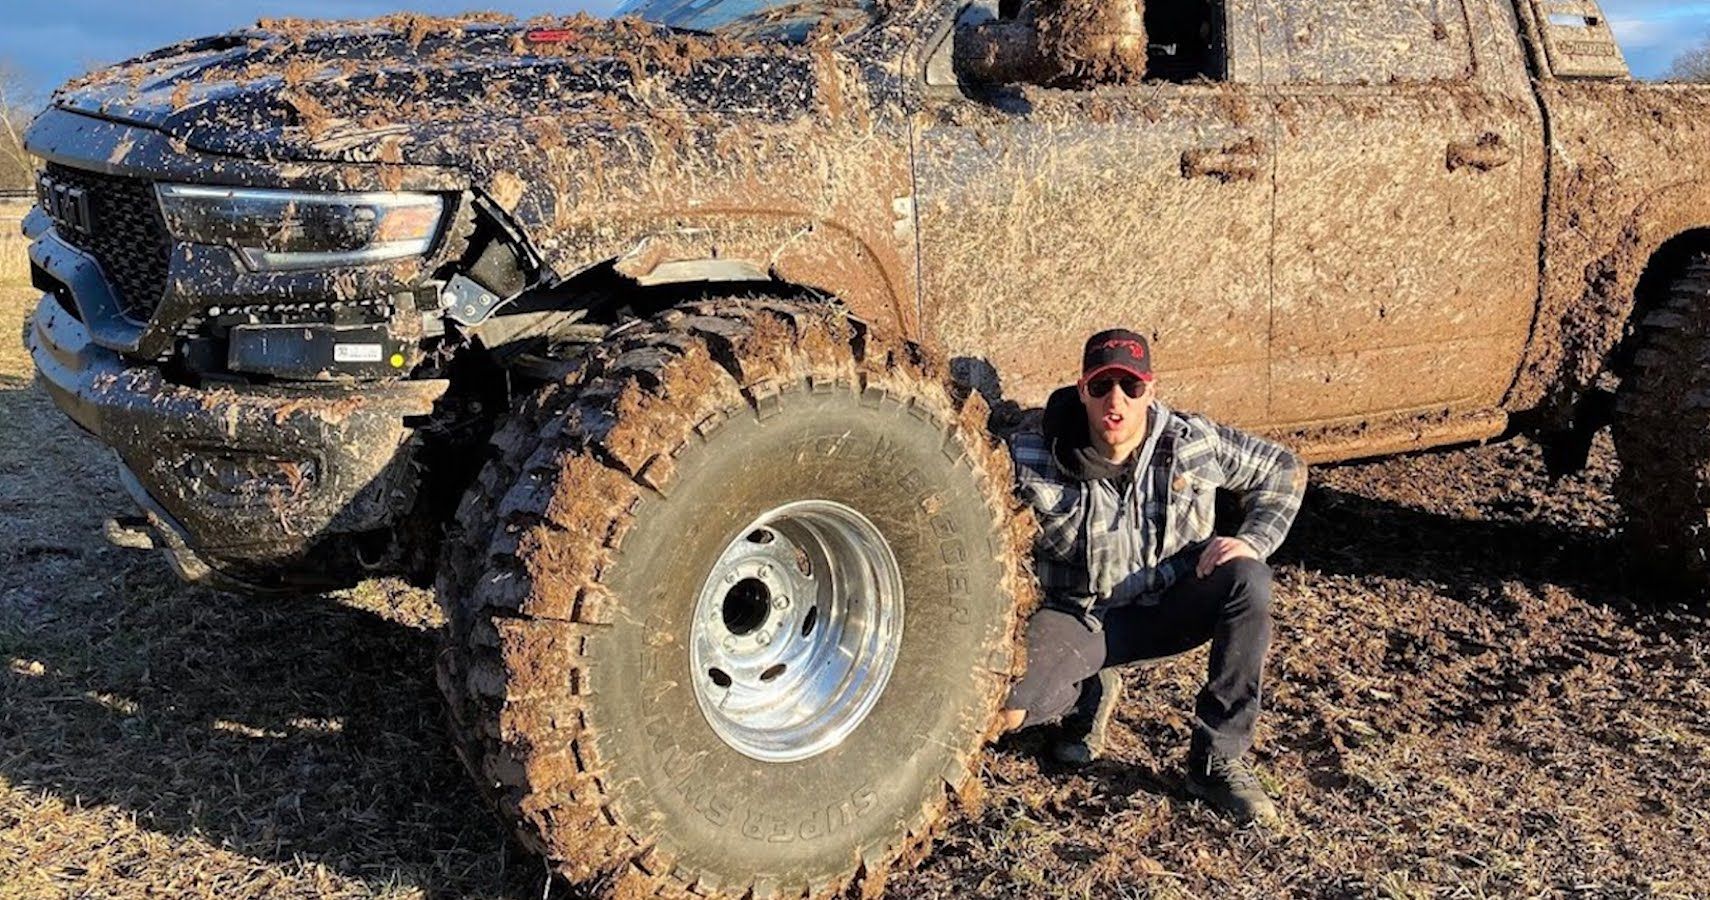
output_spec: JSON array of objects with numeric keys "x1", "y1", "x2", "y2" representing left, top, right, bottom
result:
[{"x1": 1085, "y1": 375, "x2": 1148, "y2": 400}]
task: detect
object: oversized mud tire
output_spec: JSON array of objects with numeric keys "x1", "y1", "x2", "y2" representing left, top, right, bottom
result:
[
  {"x1": 1613, "y1": 254, "x2": 1710, "y2": 584},
  {"x1": 436, "y1": 300, "x2": 1036, "y2": 898}
]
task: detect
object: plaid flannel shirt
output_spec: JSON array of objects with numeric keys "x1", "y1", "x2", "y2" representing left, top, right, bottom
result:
[{"x1": 1010, "y1": 399, "x2": 1306, "y2": 623}]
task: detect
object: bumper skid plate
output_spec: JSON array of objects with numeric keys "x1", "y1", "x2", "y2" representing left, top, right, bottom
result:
[{"x1": 27, "y1": 293, "x2": 448, "y2": 590}]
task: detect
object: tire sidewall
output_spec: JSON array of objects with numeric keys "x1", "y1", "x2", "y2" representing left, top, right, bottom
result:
[{"x1": 585, "y1": 381, "x2": 1009, "y2": 881}]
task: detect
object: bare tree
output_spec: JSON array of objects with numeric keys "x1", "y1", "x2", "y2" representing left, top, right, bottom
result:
[
  {"x1": 0, "y1": 61, "x2": 38, "y2": 194},
  {"x1": 1667, "y1": 36, "x2": 1710, "y2": 82}
]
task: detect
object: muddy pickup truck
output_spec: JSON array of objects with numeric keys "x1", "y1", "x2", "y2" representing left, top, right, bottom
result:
[{"x1": 20, "y1": 0, "x2": 1710, "y2": 894}]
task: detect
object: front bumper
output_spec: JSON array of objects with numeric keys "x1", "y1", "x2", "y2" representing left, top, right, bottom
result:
[{"x1": 27, "y1": 293, "x2": 448, "y2": 589}]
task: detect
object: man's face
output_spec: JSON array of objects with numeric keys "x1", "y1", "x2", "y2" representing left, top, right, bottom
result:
[{"x1": 1079, "y1": 371, "x2": 1154, "y2": 452}]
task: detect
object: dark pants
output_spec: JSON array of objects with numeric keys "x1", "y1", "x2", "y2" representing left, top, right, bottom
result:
[{"x1": 1006, "y1": 558, "x2": 1274, "y2": 759}]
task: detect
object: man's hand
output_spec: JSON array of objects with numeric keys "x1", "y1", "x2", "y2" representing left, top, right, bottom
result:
[{"x1": 1197, "y1": 536, "x2": 1258, "y2": 578}]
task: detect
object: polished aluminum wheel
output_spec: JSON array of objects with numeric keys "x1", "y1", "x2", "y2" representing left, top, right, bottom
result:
[{"x1": 689, "y1": 500, "x2": 904, "y2": 763}]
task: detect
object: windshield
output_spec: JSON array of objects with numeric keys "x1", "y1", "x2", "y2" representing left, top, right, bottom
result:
[{"x1": 614, "y1": 0, "x2": 876, "y2": 42}]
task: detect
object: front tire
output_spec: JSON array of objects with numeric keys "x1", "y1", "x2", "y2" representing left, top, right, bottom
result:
[{"x1": 436, "y1": 300, "x2": 1036, "y2": 898}]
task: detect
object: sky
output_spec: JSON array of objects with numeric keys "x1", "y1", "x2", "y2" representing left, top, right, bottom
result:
[{"x1": 1, "y1": 0, "x2": 1707, "y2": 98}]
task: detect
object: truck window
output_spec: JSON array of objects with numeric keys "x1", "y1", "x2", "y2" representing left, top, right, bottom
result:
[
  {"x1": 618, "y1": 0, "x2": 877, "y2": 41},
  {"x1": 1270, "y1": 0, "x2": 1473, "y2": 84},
  {"x1": 1145, "y1": 0, "x2": 1226, "y2": 82}
]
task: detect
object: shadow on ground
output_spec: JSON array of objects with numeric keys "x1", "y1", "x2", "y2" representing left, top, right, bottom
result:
[
  {"x1": 943, "y1": 438, "x2": 1706, "y2": 899},
  {"x1": 0, "y1": 376, "x2": 566, "y2": 897},
  {"x1": 1282, "y1": 483, "x2": 1639, "y2": 607}
]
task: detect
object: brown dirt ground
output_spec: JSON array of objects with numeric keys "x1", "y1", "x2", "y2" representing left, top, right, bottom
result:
[{"x1": 0, "y1": 286, "x2": 1705, "y2": 899}]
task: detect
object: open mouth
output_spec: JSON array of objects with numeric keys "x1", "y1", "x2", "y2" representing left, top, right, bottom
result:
[{"x1": 1102, "y1": 413, "x2": 1124, "y2": 429}]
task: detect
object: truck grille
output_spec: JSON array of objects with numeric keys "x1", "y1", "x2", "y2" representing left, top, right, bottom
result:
[{"x1": 40, "y1": 163, "x2": 172, "y2": 320}]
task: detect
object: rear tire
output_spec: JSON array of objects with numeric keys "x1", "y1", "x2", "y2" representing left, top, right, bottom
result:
[
  {"x1": 436, "y1": 300, "x2": 1036, "y2": 898},
  {"x1": 1613, "y1": 254, "x2": 1710, "y2": 585}
]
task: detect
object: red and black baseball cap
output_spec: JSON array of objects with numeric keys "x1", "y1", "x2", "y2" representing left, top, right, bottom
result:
[{"x1": 1080, "y1": 329, "x2": 1154, "y2": 384}]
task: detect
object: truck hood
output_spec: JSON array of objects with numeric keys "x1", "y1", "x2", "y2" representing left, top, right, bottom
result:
[{"x1": 51, "y1": 13, "x2": 837, "y2": 169}]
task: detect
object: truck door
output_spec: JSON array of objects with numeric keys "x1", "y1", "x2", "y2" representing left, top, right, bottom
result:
[
  {"x1": 1264, "y1": 0, "x2": 1546, "y2": 426},
  {"x1": 911, "y1": 0, "x2": 1276, "y2": 422}
]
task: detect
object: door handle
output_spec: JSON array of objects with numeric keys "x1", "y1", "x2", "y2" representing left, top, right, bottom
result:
[
  {"x1": 1181, "y1": 138, "x2": 1266, "y2": 183},
  {"x1": 1446, "y1": 133, "x2": 1515, "y2": 172}
]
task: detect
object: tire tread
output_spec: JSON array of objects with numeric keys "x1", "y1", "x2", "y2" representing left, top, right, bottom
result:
[{"x1": 1613, "y1": 254, "x2": 1710, "y2": 579}]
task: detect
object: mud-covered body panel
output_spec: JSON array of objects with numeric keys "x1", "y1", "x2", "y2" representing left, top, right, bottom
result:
[
  {"x1": 915, "y1": 81, "x2": 1275, "y2": 421},
  {"x1": 46, "y1": 14, "x2": 924, "y2": 334},
  {"x1": 1265, "y1": 0, "x2": 1546, "y2": 427},
  {"x1": 1268, "y1": 88, "x2": 1543, "y2": 425},
  {"x1": 475, "y1": 88, "x2": 920, "y2": 333},
  {"x1": 914, "y1": 0, "x2": 1273, "y2": 419},
  {"x1": 423, "y1": 38, "x2": 921, "y2": 334},
  {"x1": 1508, "y1": 81, "x2": 1710, "y2": 417}
]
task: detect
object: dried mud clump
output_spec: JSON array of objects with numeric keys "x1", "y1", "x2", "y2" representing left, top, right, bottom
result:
[
  {"x1": 1445, "y1": 131, "x2": 1511, "y2": 173},
  {"x1": 1032, "y1": 0, "x2": 1148, "y2": 85}
]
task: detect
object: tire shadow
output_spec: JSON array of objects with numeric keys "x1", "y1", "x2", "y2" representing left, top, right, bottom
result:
[{"x1": 1281, "y1": 479, "x2": 1644, "y2": 608}]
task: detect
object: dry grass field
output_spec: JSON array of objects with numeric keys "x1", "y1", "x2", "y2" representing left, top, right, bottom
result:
[
  {"x1": 0, "y1": 285, "x2": 537, "y2": 898},
  {"x1": 0, "y1": 269, "x2": 1705, "y2": 898}
]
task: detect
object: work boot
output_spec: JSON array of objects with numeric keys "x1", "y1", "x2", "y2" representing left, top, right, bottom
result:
[
  {"x1": 1050, "y1": 669, "x2": 1123, "y2": 766},
  {"x1": 1185, "y1": 736, "x2": 1278, "y2": 825}
]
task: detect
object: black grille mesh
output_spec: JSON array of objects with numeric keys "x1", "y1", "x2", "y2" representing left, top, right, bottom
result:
[{"x1": 44, "y1": 163, "x2": 172, "y2": 320}]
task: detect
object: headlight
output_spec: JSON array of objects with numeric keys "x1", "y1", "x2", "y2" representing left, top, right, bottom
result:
[{"x1": 156, "y1": 185, "x2": 445, "y2": 272}]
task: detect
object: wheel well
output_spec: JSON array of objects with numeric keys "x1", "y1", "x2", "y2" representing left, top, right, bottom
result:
[
  {"x1": 1610, "y1": 228, "x2": 1710, "y2": 380},
  {"x1": 447, "y1": 261, "x2": 846, "y2": 393},
  {"x1": 1518, "y1": 228, "x2": 1710, "y2": 478},
  {"x1": 441, "y1": 196, "x2": 847, "y2": 366},
  {"x1": 515, "y1": 262, "x2": 837, "y2": 326},
  {"x1": 403, "y1": 273, "x2": 843, "y2": 581}
]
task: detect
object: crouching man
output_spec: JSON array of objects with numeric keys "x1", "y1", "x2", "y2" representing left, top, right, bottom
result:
[{"x1": 1000, "y1": 329, "x2": 1306, "y2": 824}]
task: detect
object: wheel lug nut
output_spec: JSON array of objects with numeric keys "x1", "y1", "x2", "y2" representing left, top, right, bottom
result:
[
  {"x1": 723, "y1": 636, "x2": 738, "y2": 651},
  {"x1": 757, "y1": 631, "x2": 772, "y2": 646},
  {"x1": 772, "y1": 595, "x2": 789, "y2": 610},
  {"x1": 725, "y1": 573, "x2": 737, "y2": 584},
  {"x1": 758, "y1": 565, "x2": 771, "y2": 578}
]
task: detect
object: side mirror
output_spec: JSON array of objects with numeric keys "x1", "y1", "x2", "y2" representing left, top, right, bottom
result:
[
  {"x1": 954, "y1": 20, "x2": 1050, "y2": 85},
  {"x1": 954, "y1": 0, "x2": 1148, "y2": 86}
]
